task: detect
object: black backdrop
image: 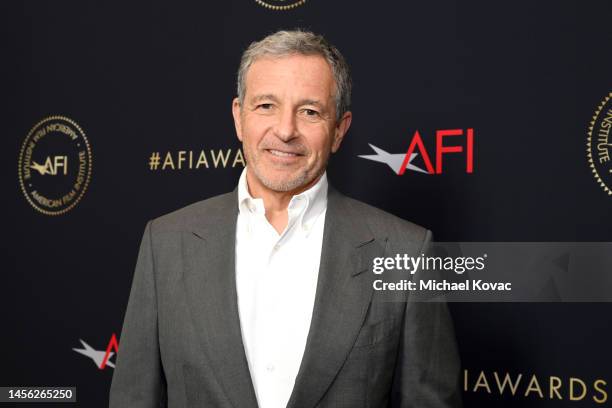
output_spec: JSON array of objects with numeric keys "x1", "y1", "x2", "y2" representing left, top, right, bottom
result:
[{"x1": 3, "y1": 0, "x2": 612, "y2": 406}]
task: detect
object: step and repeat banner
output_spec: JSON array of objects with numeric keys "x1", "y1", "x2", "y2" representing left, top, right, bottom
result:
[{"x1": 4, "y1": 0, "x2": 612, "y2": 406}]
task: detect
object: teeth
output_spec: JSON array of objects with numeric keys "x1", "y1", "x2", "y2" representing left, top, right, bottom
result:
[{"x1": 269, "y1": 149, "x2": 298, "y2": 157}]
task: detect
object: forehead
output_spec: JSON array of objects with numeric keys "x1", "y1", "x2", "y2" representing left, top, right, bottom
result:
[{"x1": 245, "y1": 54, "x2": 335, "y2": 101}]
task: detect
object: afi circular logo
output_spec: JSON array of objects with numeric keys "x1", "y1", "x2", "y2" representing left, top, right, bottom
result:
[
  {"x1": 254, "y1": 0, "x2": 306, "y2": 10},
  {"x1": 587, "y1": 92, "x2": 612, "y2": 196},
  {"x1": 18, "y1": 116, "x2": 93, "y2": 215}
]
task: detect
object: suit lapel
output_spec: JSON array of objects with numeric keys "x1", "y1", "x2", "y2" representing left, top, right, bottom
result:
[
  {"x1": 182, "y1": 189, "x2": 259, "y2": 408},
  {"x1": 286, "y1": 186, "x2": 384, "y2": 408}
]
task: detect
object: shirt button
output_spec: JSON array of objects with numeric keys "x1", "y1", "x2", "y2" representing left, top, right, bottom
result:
[
  {"x1": 266, "y1": 364, "x2": 275, "y2": 372},
  {"x1": 273, "y1": 244, "x2": 281, "y2": 251}
]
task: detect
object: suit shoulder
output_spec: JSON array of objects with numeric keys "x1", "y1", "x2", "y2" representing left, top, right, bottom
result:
[
  {"x1": 341, "y1": 195, "x2": 430, "y2": 243},
  {"x1": 148, "y1": 191, "x2": 235, "y2": 234}
]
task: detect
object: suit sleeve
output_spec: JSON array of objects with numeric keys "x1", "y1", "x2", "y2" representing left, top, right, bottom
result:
[
  {"x1": 391, "y1": 230, "x2": 462, "y2": 408},
  {"x1": 109, "y1": 220, "x2": 167, "y2": 408}
]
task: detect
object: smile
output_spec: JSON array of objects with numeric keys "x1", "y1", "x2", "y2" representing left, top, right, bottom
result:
[{"x1": 267, "y1": 149, "x2": 303, "y2": 157}]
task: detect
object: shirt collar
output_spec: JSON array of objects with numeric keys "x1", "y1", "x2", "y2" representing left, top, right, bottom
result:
[{"x1": 237, "y1": 166, "x2": 328, "y2": 230}]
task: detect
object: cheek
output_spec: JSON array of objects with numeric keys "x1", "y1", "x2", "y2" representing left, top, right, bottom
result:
[
  {"x1": 302, "y1": 124, "x2": 334, "y2": 153},
  {"x1": 241, "y1": 118, "x2": 269, "y2": 147},
  {"x1": 316, "y1": 134, "x2": 335, "y2": 159}
]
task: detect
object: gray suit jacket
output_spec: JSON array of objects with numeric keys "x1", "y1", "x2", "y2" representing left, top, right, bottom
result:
[{"x1": 109, "y1": 185, "x2": 461, "y2": 408}]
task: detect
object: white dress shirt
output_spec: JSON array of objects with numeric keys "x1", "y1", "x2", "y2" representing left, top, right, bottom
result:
[{"x1": 235, "y1": 167, "x2": 328, "y2": 408}]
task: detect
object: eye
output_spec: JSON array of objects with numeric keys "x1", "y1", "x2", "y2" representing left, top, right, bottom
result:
[
  {"x1": 302, "y1": 108, "x2": 320, "y2": 117},
  {"x1": 258, "y1": 103, "x2": 273, "y2": 110}
]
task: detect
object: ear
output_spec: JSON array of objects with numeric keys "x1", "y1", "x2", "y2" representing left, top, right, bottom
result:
[
  {"x1": 232, "y1": 97, "x2": 243, "y2": 141},
  {"x1": 331, "y1": 111, "x2": 352, "y2": 153}
]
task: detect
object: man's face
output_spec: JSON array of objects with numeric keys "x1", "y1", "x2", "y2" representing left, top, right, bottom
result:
[{"x1": 232, "y1": 54, "x2": 351, "y2": 193}]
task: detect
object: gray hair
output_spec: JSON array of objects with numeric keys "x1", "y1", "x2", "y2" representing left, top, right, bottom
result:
[{"x1": 236, "y1": 29, "x2": 352, "y2": 121}]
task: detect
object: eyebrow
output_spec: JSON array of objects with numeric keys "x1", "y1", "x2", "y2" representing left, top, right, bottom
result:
[
  {"x1": 249, "y1": 94, "x2": 280, "y2": 104},
  {"x1": 297, "y1": 99, "x2": 325, "y2": 109},
  {"x1": 248, "y1": 94, "x2": 327, "y2": 109}
]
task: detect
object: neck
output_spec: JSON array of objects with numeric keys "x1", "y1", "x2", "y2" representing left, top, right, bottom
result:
[
  {"x1": 246, "y1": 169, "x2": 322, "y2": 211},
  {"x1": 245, "y1": 169, "x2": 322, "y2": 234}
]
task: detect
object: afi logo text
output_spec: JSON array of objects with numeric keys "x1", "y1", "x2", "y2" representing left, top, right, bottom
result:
[
  {"x1": 31, "y1": 156, "x2": 68, "y2": 176},
  {"x1": 359, "y1": 128, "x2": 474, "y2": 175}
]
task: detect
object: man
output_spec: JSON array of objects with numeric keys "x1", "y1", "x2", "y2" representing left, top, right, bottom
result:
[{"x1": 109, "y1": 30, "x2": 461, "y2": 408}]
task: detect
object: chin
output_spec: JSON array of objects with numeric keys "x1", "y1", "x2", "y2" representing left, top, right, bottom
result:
[{"x1": 258, "y1": 170, "x2": 311, "y2": 193}]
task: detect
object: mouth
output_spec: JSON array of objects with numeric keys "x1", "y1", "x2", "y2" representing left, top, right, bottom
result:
[{"x1": 265, "y1": 149, "x2": 304, "y2": 158}]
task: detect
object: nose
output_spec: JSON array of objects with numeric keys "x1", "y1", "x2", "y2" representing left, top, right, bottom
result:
[{"x1": 273, "y1": 106, "x2": 297, "y2": 142}]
